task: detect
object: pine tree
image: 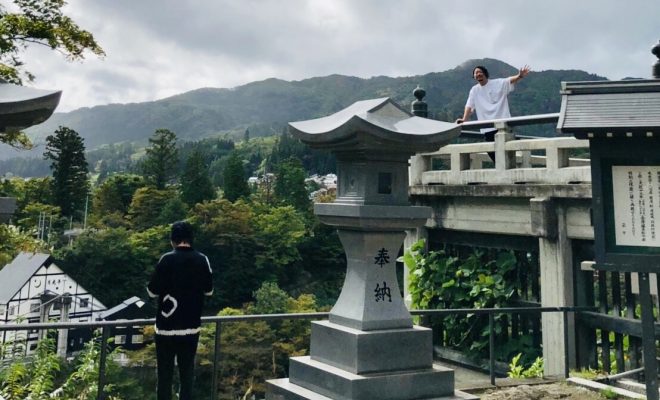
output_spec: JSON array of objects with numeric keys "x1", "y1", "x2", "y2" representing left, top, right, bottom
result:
[
  {"x1": 181, "y1": 150, "x2": 215, "y2": 206},
  {"x1": 274, "y1": 157, "x2": 309, "y2": 212},
  {"x1": 141, "y1": 128, "x2": 178, "y2": 189},
  {"x1": 222, "y1": 151, "x2": 250, "y2": 202},
  {"x1": 43, "y1": 126, "x2": 89, "y2": 217}
]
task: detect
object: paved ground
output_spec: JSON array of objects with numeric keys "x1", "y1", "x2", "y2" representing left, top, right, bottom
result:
[
  {"x1": 435, "y1": 360, "x2": 611, "y2": 399},
  {"x1": 435, "y1": 360, "x2": 494, "y2": 391},
  {"x1": 476, "y1": 382, "x2": 608, "y2": 399}
]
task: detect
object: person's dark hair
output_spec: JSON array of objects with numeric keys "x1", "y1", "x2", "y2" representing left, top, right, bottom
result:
[
  {"x1": 473, "y1": 65, "x2": 489, "y2": 78},
  {"x1": 170, "y1": 221, "x2": 193, "y2": 245}
]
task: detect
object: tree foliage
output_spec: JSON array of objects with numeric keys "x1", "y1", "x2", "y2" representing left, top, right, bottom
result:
[
  {"x1": 0, "y1": 0, "x2": 104, "y2": 148},
  {"x1": 127, "y1": 186, "x2": 176, "y2": 231},
  {"x1": 0, "y1": 224, "x2": 43, "y2": 267},
  {"x1": 55, "y1": 226, "x2": 169, "y2": 307},
  {"x1": 141, "y1": 128, "x2": 178, "y2": 189},
  {"x1": 93, "y1": 174, "x2": 145, "y2": 216},
  {"x1": 181, "y1": 149, "x2": 215, "y2": 207},
  {"x1": 222, "y1": 150, "x2": 249, "y2": 202},
  {"x1": 252, "y1": 205, "x2": 306, "y2": 281},
  {"x1": 199, "y1": 282, "x2": 318, "y2": 400},
  {"x1": 0, "y1": 0, "x2": 104, "y2": 84},
  {"x1": 274, "y1": 157, "x2": 309, "y2": 212},
  {"x1": 43, "y1": 126, "x2": 89, "y2": 217}
]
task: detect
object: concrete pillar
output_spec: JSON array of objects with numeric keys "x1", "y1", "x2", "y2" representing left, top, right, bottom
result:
[
  {"x1": 56, "y1": 297, "x2": 71, "y2": 358},
  {"x1": 409, "y1": 155, "x2": 430, "y2": 186},
  {"x1": 533, "y1": 198, "x2": 576, "y2": 377}
]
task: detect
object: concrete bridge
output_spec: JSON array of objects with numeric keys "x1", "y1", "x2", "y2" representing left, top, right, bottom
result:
[{"x1": 405, "y1": 113, "x2": 596, "y2": 377}]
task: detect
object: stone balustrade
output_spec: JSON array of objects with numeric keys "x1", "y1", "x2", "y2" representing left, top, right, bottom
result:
[{"x1": 410, "y1": 113, "x2": 591, "y2": 186}]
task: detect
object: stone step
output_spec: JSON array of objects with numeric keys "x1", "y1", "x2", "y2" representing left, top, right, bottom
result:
[
  {"x1": 311, "y1": 320, "x2": 433, "y2": 374},
  {"x1": 267, "y1": 377, "x2": 479, "y2": 400},
  {"x1": 289, "y1": 356, "x2": 459, "y2": 400}
]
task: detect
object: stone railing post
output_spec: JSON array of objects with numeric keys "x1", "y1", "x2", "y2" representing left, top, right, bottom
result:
[{"x1": 494, "y1": 121, "x2": 515, "y2": 171}]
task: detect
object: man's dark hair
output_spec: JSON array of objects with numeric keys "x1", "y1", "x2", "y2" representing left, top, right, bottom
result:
[
  {"x1": 171, "y1": 221, "x2": 193, "y2": 245},
  {"x1": 473, "y1": 65, "x2": 489, "y2": 78}
]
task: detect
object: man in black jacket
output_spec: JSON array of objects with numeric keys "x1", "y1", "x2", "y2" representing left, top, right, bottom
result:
[{"x1": 147, "y1": 221, "x2": 213, "y2": 400}]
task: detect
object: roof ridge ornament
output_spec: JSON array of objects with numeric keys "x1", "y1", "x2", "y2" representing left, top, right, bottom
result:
[
  {"x1": 653, "y1": 39, "x2": 660, "y2": 79},
  {"x1": 411, "y1": 85, "x2": 428, "y2": 117}
]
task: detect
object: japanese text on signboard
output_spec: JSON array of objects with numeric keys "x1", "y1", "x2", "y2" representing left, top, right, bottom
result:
[{"x1": 612, "y1": 166, "x2": 660, "y2": 247}]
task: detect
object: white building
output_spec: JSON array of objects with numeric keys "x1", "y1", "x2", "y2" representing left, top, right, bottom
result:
[{"x1": 0, "y1": 252, "x2": 106, "y2": 357}]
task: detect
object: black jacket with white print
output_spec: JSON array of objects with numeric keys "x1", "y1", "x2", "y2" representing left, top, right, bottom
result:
[{"x1": 147, "y1": 247, "x2": 213, "y2": 335}]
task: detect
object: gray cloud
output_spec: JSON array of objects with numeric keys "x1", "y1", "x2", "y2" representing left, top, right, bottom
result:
[{"x1": 18, "y1": 0, "x2": 660, "y2": 111}]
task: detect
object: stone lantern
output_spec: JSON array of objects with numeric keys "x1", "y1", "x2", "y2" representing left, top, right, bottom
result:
[{"x1": 267, "y1": 97, "x2": 476, "y2": 400}]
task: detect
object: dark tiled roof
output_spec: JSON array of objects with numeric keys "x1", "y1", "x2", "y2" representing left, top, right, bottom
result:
[
  {"x1": 558, "y1": 80, "x2": 660, "y2": 137},
  {"x1": 97, "y1": 296, "x2": 146, "y2": 320}
]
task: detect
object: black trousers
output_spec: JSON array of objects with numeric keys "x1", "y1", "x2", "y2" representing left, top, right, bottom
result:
[
  {"x1": 155, "y1": 333, "x2": 199, "y2": 400},
  {"x1": 484, "y1": 129, "x2": 496, "y2": 162}
]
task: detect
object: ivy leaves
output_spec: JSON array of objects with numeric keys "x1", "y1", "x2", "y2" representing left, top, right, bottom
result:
[{"x1": 403, "y1": 239, "x2": 519, "y2": 358}]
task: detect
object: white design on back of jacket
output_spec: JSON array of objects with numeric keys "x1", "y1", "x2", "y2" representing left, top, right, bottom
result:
[{"x1": 161, "y1": 294, "x2": 178, "y2": 318}]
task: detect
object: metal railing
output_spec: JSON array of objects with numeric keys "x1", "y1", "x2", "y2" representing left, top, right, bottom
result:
[{"x1": 0, "y1": 306, "x2": 596, "y2": 399}]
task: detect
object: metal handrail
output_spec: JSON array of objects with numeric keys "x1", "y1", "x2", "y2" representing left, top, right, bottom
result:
[
  {"x1": 461, "y1": 113, "x2": 560, "y2": 130},
  {"x1": 0, "y1": 306, "x2": 596, "y2": 399}
]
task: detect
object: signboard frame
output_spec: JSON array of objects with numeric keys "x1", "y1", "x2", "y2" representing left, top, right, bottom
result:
[{"x1": 591, "y1": 137, "x2": 660, "y2": 272}]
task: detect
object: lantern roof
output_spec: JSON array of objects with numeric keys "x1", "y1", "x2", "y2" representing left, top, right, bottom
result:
[
  {"x1": 0, "y1": 83, "x2": 62, "y2": 132},
  {"x1": 289, "y1": 97, "x2": 459, "y2": 153}
]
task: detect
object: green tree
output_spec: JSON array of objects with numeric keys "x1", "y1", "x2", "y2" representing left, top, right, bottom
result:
[
  {"x1": 189, "y1": 199, "x2": 260, "y2": 308},
  {"x1": 181, "y1": 149, "x2": 215, "y2": 207},
  {"x1": 1, "y1": 177, "x2": 54, "y2": 221},
  {"x1": 274, "y1": 158, "x2": 309, "y2": 212},
  {"x1": 0, "y1": 0, "x2": 104, "y2": 148},
  {"x1": 141, "y1": 128, "x2": 178, "y2": 189},
  {"x1": 158, "y1": 196, "x2": 188, "y2": 225},
  {"x1": 0, "y1": 0, "x2": 104, "y2": 84},
  {"x1": 127, "y1": 186, "x2": 176, "y2": 230},
  {"x1": 43, "y1": 126, "x2": 89, "y2": 218},
  {"x1": 198, "y1": 283, "x2": 318, "y2": 400},
  {"x1": 91, "y1": 173, "x2": 145, "y2": 227},
  {"x1": 92, "y1": 173, "x2": 145, "y2": 215},
  {"x1": 222, "y1": 151, "x2": 250, "y2": 202},
  {"x1": 252, "y1": 205, "x2": 306, "y2": 281},
  {"x1": 55, "y1": 227, "x2": 167, "y2": 307},
  {"x1": 0, "y1": 224, "x2": 43, "y2": 268}
]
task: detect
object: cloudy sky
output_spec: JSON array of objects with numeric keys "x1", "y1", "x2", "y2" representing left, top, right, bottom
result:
[{"x1": 19, "y1": 0, "x2": 660, "y2": 112}]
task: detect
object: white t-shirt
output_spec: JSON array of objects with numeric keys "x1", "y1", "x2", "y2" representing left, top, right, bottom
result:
[{"x1": 465, "y1": 78, "x2": 514, "y2": 122}]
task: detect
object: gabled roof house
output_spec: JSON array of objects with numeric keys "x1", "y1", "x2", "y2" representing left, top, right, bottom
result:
[{"x1": 0, "y1": 252, "x2": 106, "y2": 356}]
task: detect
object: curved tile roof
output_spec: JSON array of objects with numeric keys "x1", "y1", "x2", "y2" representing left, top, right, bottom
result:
[{"x1": 289, "y1": 97, "x2": 460, "y2": 150}]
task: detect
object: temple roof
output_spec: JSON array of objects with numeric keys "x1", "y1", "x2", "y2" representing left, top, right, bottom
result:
[
  {"x1": 0, "y1": 83, "x2": 62, "y2": 132},
  {"x1": 558, "y1": 80, "x2": 660, "y2": 138},
  {"x1": 289, "y1": 97, "x2": 459, "y2": 151}
]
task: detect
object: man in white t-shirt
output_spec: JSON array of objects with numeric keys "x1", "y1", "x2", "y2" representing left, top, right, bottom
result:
[{"x1": 455, "y1": 65, "x2": 530, "y2": 160}]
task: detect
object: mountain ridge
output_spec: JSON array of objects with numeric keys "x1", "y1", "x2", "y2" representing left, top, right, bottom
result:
[{"x1": 1, "y1": 58, "x2": 606, "y2": 161}]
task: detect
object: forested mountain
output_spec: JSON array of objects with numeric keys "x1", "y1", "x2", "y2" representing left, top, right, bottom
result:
[{"x1": 1, "y1": 58, "x2": 604, "y2": 163}]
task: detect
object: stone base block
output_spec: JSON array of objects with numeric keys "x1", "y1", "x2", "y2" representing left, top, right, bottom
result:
[
  {"x1": 285, "y1": 356, "x2": 461, "y2": 400},
  {"x1": 266, "y1": 378, "x2": 478, "y2": 400},
  {"x1": 311, "y1": 320, "x2": 432, "y2": 374}
]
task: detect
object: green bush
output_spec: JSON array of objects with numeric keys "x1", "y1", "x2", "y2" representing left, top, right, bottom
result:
[{"x1": 403, "y1": 239, "x2": 539, "y2": 363}]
